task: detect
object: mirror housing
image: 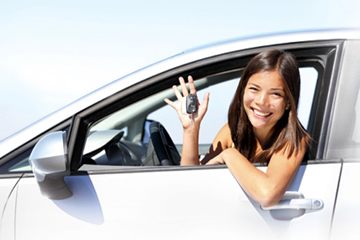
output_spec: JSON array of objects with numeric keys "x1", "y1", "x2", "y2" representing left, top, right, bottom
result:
[{"x1": 29, "y1": 131, "x2": 72, "y2": 200}]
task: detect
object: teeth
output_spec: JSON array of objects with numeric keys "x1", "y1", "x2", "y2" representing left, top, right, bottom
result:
[{"x1": 253, "y1": 109, "x2": 271, "y2": 117}]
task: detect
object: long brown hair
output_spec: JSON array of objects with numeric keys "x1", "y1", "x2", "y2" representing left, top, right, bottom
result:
[{"x1": 228, "y1": 49, "x2": 310, "y2": 164}]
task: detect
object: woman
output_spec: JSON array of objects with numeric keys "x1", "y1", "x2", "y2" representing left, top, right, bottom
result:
[{"x1": 164, "y1": 49, "x2": 310, "y2": 207}]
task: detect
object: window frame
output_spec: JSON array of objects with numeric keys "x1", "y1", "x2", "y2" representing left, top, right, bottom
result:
[
  {"x1": 67, "y1": 42, "x2": 343, "y2": 173},
  {"x1": 0, "y1": 41, "x2": 344, "y2": 176}
]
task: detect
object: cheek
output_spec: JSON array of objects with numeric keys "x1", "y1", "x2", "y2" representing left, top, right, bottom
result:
[
  {"x1": 273, "y1": 99, "x2": 287, "y2": 112},
  {"x1": 243, "y1": 91, "x2": 253, "y2": 106}
]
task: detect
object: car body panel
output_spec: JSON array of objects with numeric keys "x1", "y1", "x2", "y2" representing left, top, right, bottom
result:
[
  {"x1": 325, "y1": 40, "x2": 360, "y2": 159},
  {"x1": 331, "y1": 161, "x2": 360, "y2": 240},
  {"x1": 16, "y1": 163, "x2": 340, "y2": 240},
  {"x1": 0, "y1": 178, "x2": 18, "y2": 240}
]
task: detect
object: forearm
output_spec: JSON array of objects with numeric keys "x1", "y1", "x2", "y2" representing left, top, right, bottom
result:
[
  {"x1": 221, "y1": 149, "x2": 288, "y2": 207},
  {"x1": 180, "y1": 125, "x2": 200, "y2": 165}
]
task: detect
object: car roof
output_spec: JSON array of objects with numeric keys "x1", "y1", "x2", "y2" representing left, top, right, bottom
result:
[{"x1": 1, "y1": 28, "x2": 360, "y2": 159}]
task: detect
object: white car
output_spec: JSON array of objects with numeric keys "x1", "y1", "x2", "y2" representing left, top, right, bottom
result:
[{"x1": 1, "y1": 29, "x2": 360, "y2": 240}]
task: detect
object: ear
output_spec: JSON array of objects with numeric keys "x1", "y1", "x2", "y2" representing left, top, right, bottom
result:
[{"x1": 285, "y1": 102, "x2": 290, "y2": 110}]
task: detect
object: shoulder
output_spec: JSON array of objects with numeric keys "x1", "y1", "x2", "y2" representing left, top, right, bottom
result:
[
  {"x1": 215, "y1": 123, "x2": 233, "y2": 149},
  {"x1": 270, "y1": 137, "x2": 308, "y2": 166},
  {"x1": 201, "y1": 123, "x2": 233, "y2": 164}
]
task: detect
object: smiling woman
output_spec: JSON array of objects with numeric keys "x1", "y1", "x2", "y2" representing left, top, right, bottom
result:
[
  {"x1": 228, "y1": 50, "x2": 309, "y2": 164},
  {"x1": 165, "y1": 49, "x2": 310, "y2": 207}
]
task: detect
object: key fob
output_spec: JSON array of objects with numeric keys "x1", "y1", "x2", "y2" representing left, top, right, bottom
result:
[
  {"x1": 186, "y1": 94, "x2": 197, "y2": 113},
  {"x1": 182, "y1": 94, "x2": 198, "y2": 114}
]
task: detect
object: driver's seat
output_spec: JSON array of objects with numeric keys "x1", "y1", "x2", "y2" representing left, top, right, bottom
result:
[{"x1": 143, "y1": 121, "x2": 181, "y2": 166}]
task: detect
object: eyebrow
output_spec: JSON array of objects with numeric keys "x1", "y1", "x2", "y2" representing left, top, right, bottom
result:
[{"x1": 271, "y1": 88, "x2": 285, "y2": 92}]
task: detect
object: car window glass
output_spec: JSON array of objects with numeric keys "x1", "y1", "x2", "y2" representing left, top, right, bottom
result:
[
  {"x1": 0, "y1": 148, "x2": 33, "y2": 174},
  {"x1": 326, "y1": 53, "x2": 360, "y2": 159},
  {"x1": 8, "y1": 153, "x2": 32, "y2": 172},
  {"x1": 298, "y1": 67, "x2": 318, "y2": 128}
]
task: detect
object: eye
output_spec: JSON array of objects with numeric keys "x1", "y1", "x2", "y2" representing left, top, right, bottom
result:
[
  {"x1": 272, "y1": 92, "x2": 283, "y2": 98},
  {"x1": 249, "y1": 87, "x2": 258, "y2": 91}
]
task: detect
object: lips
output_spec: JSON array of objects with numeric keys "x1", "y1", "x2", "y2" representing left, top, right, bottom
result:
[{"x1": 252, "y1": 108, "x2": 272, "y2": 117}]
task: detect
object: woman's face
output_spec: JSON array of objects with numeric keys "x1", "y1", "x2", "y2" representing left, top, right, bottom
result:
[{"x1": 243, "y1": 70, "x2": 288, "y2": 134}]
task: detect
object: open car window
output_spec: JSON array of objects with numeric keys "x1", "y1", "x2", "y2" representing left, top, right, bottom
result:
[{"x1": 82, "y1": 65, "x2": 319, "y2": 168}]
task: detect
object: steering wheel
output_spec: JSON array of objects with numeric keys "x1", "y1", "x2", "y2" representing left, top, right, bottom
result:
[{"x1": 149, "y1": 121, "x2": 181, "y2": 165}]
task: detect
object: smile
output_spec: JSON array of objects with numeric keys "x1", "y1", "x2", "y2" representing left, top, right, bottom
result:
[{"x1": 252, "y1": 108, "x2": 272, "y2": 117}]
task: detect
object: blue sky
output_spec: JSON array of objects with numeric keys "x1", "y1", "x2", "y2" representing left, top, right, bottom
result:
[{"x1": 1, "y1": 0, "x2": 360, "y2": 140}]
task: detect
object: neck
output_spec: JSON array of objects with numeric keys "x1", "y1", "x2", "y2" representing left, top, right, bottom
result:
[{"x1": 253, "y1": 127, "x2": 274, "y2": 149}]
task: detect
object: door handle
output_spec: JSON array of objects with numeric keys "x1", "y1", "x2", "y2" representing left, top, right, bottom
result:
[{"x1": 261, "y1": 191, "x2": 324, "y2": 211}]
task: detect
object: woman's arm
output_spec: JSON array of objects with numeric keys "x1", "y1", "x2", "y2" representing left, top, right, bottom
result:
[
  {"x1": 207, "y1": 139, "x2": 307, "y2": 207},
  {"x1": 164, "y1": 76, "x2": 210, "y2": 165}
]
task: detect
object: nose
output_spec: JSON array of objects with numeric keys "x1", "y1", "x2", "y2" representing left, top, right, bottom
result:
[{"x1": 255, "y1": 92, "x2": 269, "y2": 107}]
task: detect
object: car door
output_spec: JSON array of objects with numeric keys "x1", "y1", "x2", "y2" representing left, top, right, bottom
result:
[
  {"x1": 14, "y1": 40, "x2": 345, "y2": 240},
  {"x1": 0, "y1": 178, "x2": 19, "y2": 240},
  {"x1": 15, "y1": 164, "x2": 340, "y2": 240},
  {"x1": 0, "y1": 147, "x2": 36, "y2": 240},
  {"x1": 326, "y1": 40, "x2": 360, "y2": 239}
]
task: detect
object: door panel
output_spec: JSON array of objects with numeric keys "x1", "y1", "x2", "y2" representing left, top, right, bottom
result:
[
  {"x1": 331, "y1": 161, "x2": 360, "y2": 240},
  {"x1": 0, "y1": 178, "x2": 19, "y2": 240},
  {"x1": 16, "y1": 163, "x2": 340, "y2": 240}
]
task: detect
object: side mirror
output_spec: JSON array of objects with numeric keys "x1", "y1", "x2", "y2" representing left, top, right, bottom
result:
[{"x1": 29, "y1": 131, "x2": 72, "y2": 200}]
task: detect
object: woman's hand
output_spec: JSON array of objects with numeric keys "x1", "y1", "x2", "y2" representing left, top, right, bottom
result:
[{"x1": 164, "y1": 76, "x2": 210, "y2": 130}]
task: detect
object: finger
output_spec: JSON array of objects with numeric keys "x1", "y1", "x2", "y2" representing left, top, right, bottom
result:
[
  {"x1": 164, "y1": 98, "x2": 178, "y2": 110},
  {"x1": 200, "y1": 92, "x2": 210, "y2": 111},
  {"x1": 179, "y1": 77, "x2": 189, "y2": 96},
  {"x1": 194, "y1": 92, "x2": 209, "y2": 119},
  {"x1": 172, "y1": 85, "x2": 183, "y2": 101},
  {"x1": 188, "y1": 76, "x2": 197, "y2": 95}
]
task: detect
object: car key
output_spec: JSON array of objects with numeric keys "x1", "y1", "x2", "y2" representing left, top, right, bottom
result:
[
  {"x1": 182, "y1": 94, "x2": 198, "y2": 125},
  {"x1": 187, "y1": 94, "x2": 197, "y2": 126}
]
